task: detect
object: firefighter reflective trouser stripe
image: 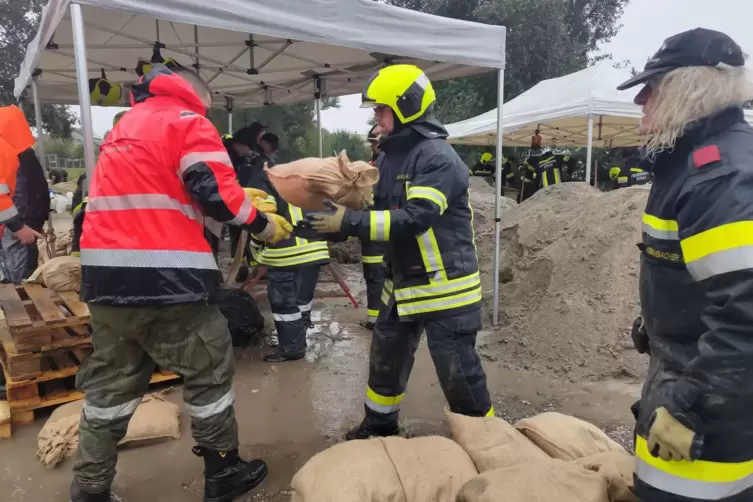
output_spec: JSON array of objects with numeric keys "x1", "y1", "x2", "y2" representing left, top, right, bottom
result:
[
  {"x1": 363, "y1": 259, "x2": 384, "y2": 323},
  {"x1": 635, "y1": 436, "x2": 753, "y2": 500},
  {"x1": 73, "y1": 303, "x2": 237, "y2": 493},
  {"x1": 541, "y1": 167, "x2": 562, "y2": 187},
  {"x1": 364, "y1": 301, "x2": 492, "y2": 420},
  {"x1": 267, "y1": 265, "x2": 321, "y2": 358}
]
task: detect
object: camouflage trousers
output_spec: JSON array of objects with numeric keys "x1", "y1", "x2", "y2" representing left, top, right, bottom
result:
[{"x1": 72, "y1": 303, "x2": 238, "y2": 493}]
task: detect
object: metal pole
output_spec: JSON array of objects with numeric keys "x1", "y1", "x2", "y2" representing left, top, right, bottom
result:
[
  {"x1": 492, "y1": 68, "x2": 505, "y2": 326},
  {"x1": 586, "y1": 114, "x2": 594, "y2": 186},
  {"x1": 31, "y1": 76, "x2": 47, "y2": 175},
  {"x1": 228, "y1": 111, "x2": 233, "y2": 134},
  {"x1": 315, "y1": 77, "x2": 323, "y2": 158},
  {"x1": 193, "y1": 25, "x2": 200, "y2": 75},
  {"x1": 70, "y1": 4, "x2": 96, "y2": 193}
]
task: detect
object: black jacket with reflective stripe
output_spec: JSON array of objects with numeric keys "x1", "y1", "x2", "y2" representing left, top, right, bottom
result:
[
  {"x1": 341, "y1": 115, "x2": 480, "y2": 321},
  {"x1": 638, "y1": 107, "x2": 753, "y2": 461}
]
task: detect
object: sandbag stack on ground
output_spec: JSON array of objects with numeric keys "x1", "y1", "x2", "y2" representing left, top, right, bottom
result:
[
  {"x1": 27, "y1": 255, "x2": 81, "y2": 292},
  {"x1": 265, "y1": 150, "x2": 379, "y2": 211},
  {"x1": 290, "y1": 435, "x2": 477, "y2": 502}
]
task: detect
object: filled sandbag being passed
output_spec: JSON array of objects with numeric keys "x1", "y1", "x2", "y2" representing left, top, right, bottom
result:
[
  {"x1": 290, "y1": 435, "x2": 477, "y2": 502},
  {"x1": 265, "y1": 150, "x2": 379, "y2": 211},
  {"x1": 515, "y1": 412, "x2": 627, "y2": 460},
  {"x1": 573, "y1": 452, "x2": 639, "y2": 502},
  {"x1": 456, "y1": 459, "x2": 611, "y2": 502},
  {"x1": 27, "y1": 255, "x2": 81, "y2": 292},
  {"x1": 290, "y1": 438, "x2": 406, "y2": 502},
  {"x1": 446, "y1": 411, "x2": 549, "y2": 473}
]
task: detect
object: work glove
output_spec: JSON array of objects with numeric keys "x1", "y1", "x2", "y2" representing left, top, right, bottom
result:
[
  {"x1": 243, "y1": 187, "x2": 268, "y2": 200},
  {"x1": 647, "y1": 407, "x2": 697, "y2": 461},
  {"x1": 631, "y1": 316, "x2": 650, "y2": 354},
  {"x1": 306, "y1": 200, "x2": 347, "y2": 234},
  {"x1": 254, "y1": 213, "x2": 293, "y2": 244}
]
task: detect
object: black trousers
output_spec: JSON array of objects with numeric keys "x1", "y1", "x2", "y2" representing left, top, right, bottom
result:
[
  {"x1": 364, "y1": 301, "x2": 492, "y2": 423},
  {"x1": 266, "y1": 265, "x2": 322, "y2": 358}
]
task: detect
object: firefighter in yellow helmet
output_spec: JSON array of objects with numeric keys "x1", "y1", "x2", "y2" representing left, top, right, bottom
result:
[
  {"x1": 307, "y1": 64, "x2": 493, "y2": 440},
  {"x1": 471, "y1": 152, "x2": 495, "y2": 176}
]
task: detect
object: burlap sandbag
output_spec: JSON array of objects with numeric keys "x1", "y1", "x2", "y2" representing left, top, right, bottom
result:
[
  {"x1": 266, "y1": 150, "x2": 379, "y2": 211},
  {"x1": 456, "y1": 459, "x2": 610, "y2": 502},
  {"x1": 446, "y1": 411, "x2": 549, "y2": 472},
  {"x1": 515, "y1": 412, "x2": 627, "y2": 460},
  {"x1": 291, "y1": 438, "x2": 406, "y2": 502},
  {"x1": 37, "y1": 392, "x2": 181, "y2": 468},
  {"x1": 27, "y1": 255, "x2": 81, "y2": 292},
  {"x1": 291, "y1": 436, "x2": 477, "y2": 502},
  {"x1": 573, "y1": 452, "x2": 638, "y2": 502}
]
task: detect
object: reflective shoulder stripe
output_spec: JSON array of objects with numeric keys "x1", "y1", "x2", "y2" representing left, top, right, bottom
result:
[
  {"x1": 81, "y1": 249, "x2": 219, "y2": 270},
  {"x1": 87, "y1": 194, "x2": 198, "y2": 221},
  {"x1": 0, "y1": 205, "x2": 19, "y2": 223},
  {"x1": 179, "y1": 151, "x2": 233, "y2": 175},
  {"x1": 184, "y1": 390, "x2": 235, "y2": 420},
  {"x1": 642, "y1": 213, "x2": 679, "y2": 240},
  {"x1": 681, "y1": 221, "x2": 753, "y2": 281},
  {"x1": 395, "y1": 272, "x2": 480, "y2": 301},
  {"x1": 0, "y1": 184, "x2": 10, "y2": 195},
  {"x1": 407, "y1": 186, "x2": 449, "y2": 214},
  {"x1": 365, "y1": 387, "x2": 404, "y2": 414},
  {"x1": 635, "y1": 436, "x2": 753, "y2": 498},
  {"x1": 417, "y1": 228, "x2": 447, "y2": 280},
  {"x1": 362, "y1": 255, "x2": 384, "y2": 264},
  {"x1": 397, "y1": 286, "x2": 482, "y2": 317},
  {"x1": 84, "y1": 397, "x2": 141, "y2": 421},
  {"x1": 369, "y1": 211, "x2": 391, "y2": 241}
]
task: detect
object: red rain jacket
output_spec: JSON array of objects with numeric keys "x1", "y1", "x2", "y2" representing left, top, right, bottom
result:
[
  {"x1": 0, "y1": 106, "x2": 35, "y2": 233},
  {"x1": 80, "y1": 66, "x2": 268, "y2": 305}
]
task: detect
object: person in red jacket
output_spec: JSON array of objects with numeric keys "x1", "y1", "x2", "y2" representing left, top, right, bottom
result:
[{"x1": 70, "y1": 65, "x2": 291, "y2": 502}]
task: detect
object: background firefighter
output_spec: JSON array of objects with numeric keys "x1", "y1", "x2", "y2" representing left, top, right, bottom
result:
[
  {"x1": 307, "y1": 65, "x2": 493, "y2": 441},
  {"x1": 619, "y1": 29, "x2": 753, "y2": 502},
  {"x1": 72, "y1": 65, "x2": 292, "y2": 502}
]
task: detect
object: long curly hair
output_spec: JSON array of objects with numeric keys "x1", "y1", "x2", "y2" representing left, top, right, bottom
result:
[{"x1": 645, "y1": 65, "x2": 753, "y2": 156}]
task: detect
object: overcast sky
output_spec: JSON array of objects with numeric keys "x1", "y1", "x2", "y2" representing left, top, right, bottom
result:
[{"x1": 84, "y1": 0, "x2": 753, "y2": 137}]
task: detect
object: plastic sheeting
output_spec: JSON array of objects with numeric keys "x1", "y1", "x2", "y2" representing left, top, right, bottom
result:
[
  {"x1": 446, "y1": 62, "x2": 753, "y2": 148},
  {"x1": 14, "y1": 0, "x2": 507, "y2": 108}
]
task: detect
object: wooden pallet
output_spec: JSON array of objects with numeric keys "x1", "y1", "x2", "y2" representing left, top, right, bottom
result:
[
  {"x1": 0, "y1": 367, "x2": 181, "y2": 438},
  {"x1": 0, "y1": 324, "x2": 92, "y2": 380},
  {"x1": 0, "y1": 283, "x2": 90, "y2": 350}
]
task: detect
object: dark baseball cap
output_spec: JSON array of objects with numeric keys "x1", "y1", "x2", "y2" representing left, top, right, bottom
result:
[
  {"x1": 233, "y1": 122, "x2": 267, "y2": 147},
  {"x1": 617, "y1": 28, "x2": 746, "y2": 91}
]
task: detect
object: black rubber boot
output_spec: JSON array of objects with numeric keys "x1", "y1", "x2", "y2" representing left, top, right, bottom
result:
[
  {"x1": 263, "y1": 353, "x2": 305, "y2": 363},
  {"x1": 344, "y1": 414, "x2": 400, "y2": 441},
  {"x1": 193, "y1": 447, "x2": 268, "y2": 502}
]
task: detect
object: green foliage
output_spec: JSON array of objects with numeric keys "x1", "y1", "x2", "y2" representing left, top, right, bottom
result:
[
  {"x1": 322, "y1": 129, "x2": 371, "y2": 161},
  {"x1": 386, "y1": 0, "x2": 629, "y2": 123},
  {"x1": 0, "y1": 0, "x2": 78, "y2": 137},
  {"x1": 43, "y1": 137, "x2": 82, "y2": 159}
]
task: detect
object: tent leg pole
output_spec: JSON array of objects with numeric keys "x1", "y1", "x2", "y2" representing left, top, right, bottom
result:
[
  {"x1": 492, "y1": 67, "x2": 505, "y2": 327},
  {"x1": 586, "y1": 114, "x2": 594, "y2": 186},
  {"x1": 31, "y1": 77, "x2": 47, "y2": 176},
  {"x1": 70, "y1": 3, "x2": 96, "y2": 195},
  {"x1": 228, "y1": 110, "x2": 233, "y2": 134},
  {"x1": 316, "y1": 98, "x2": 323, "y2": 158}
]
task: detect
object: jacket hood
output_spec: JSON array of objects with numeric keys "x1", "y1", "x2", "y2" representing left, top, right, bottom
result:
[
  {"x1": 0, "y1": 106, "x2": 34, "y2": 155},
  {"x1": 380, "y1": 112, "x2": 448, "y2": 153},
  {"x1": 130, "y1": 64, "x2": 206, "y2": 115}
]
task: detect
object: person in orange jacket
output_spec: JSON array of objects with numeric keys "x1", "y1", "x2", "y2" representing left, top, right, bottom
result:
[{"x1": 0, "y1": 106, "x2": 43, "y2": 252}]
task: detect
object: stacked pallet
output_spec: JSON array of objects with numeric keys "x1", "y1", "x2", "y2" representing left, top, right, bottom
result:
[{"x1": 0, "y1": 284, "x2": 179, "y2": 438}]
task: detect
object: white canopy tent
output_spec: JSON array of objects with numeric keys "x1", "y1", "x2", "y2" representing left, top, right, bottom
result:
[
  {"x1": 446, "y1": 61, "x2": 753, "y2": 183},
  {"x1": 15, "y1": 0, "x2": 511, "y2": 324}
]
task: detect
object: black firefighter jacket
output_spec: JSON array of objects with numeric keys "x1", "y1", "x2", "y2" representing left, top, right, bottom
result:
[
  {"x1": 15, "y1": 148, "x2": 51, "y2": 230},
  {"x1": 340, "y1": 115, "x2": 481, "y2": 322},
  {"x1": 637, "y1": 106, "x2": 753, "y2": 471}
]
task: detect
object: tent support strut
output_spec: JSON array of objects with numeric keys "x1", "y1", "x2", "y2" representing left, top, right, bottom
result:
[
  {"x1": 70, "y1": 3, "x2": 96, "y2": 195},
  {"x1": 492, "y1": 68, "x2": 505, "y2": 327},
  {"x1": 586, "y1": 114, "x2": 594, "y2": 186}
]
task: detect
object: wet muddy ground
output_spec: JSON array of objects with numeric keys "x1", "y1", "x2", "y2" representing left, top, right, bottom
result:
[{"x1": 0, "y1": 235, "x2": 642, "y2": 501}]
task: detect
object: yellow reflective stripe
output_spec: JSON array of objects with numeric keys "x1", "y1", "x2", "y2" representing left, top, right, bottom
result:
[
  {"x1": 417, "y1": 228, "x2": 447, "y2": 281},
  {"x1": 258, "y1": 250, "x2": 330, "y2": 268},
  {"x1": 617, "y1": 176, "x2": 629, "y2": 183},
  {"x1": 642, "y1": 213, "x2": 679, "y2": 240},
  {"x1": 486, "y1": 406, "x2": 495, "y2": 417},
  {"x1": 289, "y1": 206, "x2": 306, "y2": 245},
  {"x1": 395, "y1": 272, "x2": 480, "y2": 301},
  {"x1": 397, "y1": 286, "x2": 482, "y2": 316},
  {"x1": 365, "y1": 387, "x2": 404, "y2": 414},
  {"x1": 71, "y1": 251, "x2": 81, "y2": 257},
  {"x1": 553, "y1": 168, "x2": 561, "y2": 184},
  {"x1": 407, "y1": 186, "x2": 448, "y2": 214},
  {"x1": 630, "y1": 168, "x2": 644, "y2": 173},
  {"x1": 367, "y1": 309, "x2": 380, "y2": 317},
  {"x1": 681, "y1": 221, "x2": 753, "y2": 280},
  {"x1": 362, "y1": 255, "x2": 384, "y2": 264},
  {"x1": 381, "y1": 279, "x2": 393, "y2": 305},
  {"x1": 370, "y1": 211, "x2": 391, "y2": 241},
  {"x1": 636, "y1": 436, "x2": 753, "y2": 486},
  {"x1": 261, "y1": 241, "x2": 328, "y2": 258}
]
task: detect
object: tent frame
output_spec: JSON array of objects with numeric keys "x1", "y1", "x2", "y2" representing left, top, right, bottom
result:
[{"x1": 36, "y1": 1, "x2": 508, "y2": 325}]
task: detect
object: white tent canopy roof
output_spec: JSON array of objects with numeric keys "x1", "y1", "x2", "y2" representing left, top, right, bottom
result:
[
  {"x1": 15, "y1": 0, "x2": 507, "y2": 108},
  {"x1": 446, "y1": 61, "x2": 753, "y2": 148}
]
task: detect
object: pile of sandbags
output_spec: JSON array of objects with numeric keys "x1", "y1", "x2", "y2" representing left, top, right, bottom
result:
[
  {"x1": 291, "y1": 411, "x2": 638, "y2": 502},
  {"x1": 27, "y1": 255, "x2": 81, "y2": 292},
  {"x1": 266, "y1": 150, "x2": 379, "y2": 211}
]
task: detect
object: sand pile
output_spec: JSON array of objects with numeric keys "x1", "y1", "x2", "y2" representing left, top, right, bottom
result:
[{"x1": 472, "y1": 182, "x2": 650, "y2": 382}]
